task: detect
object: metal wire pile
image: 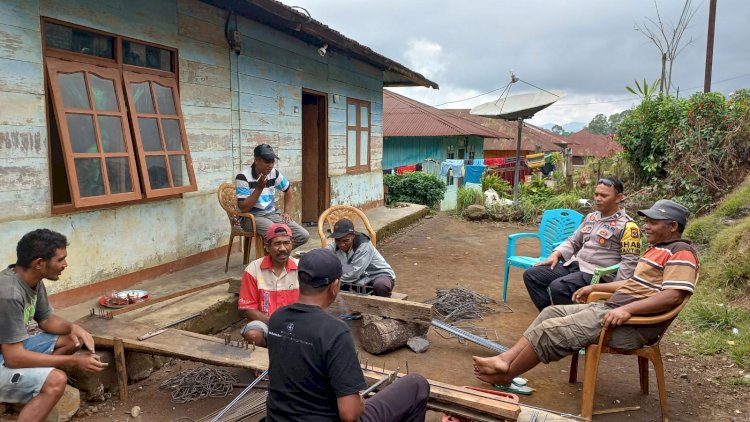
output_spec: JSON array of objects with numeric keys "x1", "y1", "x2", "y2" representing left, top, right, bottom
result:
[
  {"x1": 424, "y1": 287, "x2": 500, "y2": 322},
  {"x1": 196, "y1": 391, "x2": 268, "y2": 422},
  {"x1": 159, "y1": 366, "x2": 238, "y2": 403}
]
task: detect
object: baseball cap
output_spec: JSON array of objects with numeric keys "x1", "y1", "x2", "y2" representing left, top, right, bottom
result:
[
  {"x1": 637, "y1": 199, "x2": 689, "y2": 227},
  {"x1": 328, "y1": 218, "x2": 356, "y2": 239},
  {"x1": 265, "y1": 223, "x2": 292, "y2": 242},
  {"x1": 298, "y1": 248, "x2": 352, "y2": 288},
  {"x1": 254, "y1": 144, "x2": 279, "y2": 160}
]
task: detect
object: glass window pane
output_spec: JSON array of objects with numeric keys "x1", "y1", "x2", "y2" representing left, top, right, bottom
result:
[
  {"x1": 74, "y1": 158, "x2": 104, "y2": 197},
  {"x1": 139, "y1": 118, "x2": 162, "y2": 151},
  {"x1": 105, "y1": 157, "x2": 133, "y2": 194},
  {"x1": 146, "y1": 156, "x2": 169, "y2": 189},
  {"x1": 89, "y1": 74, "x2": 118, "y2": 111},
  {"x1": 168, "y1": 155, "x2": 189, "y2": 187},
  {"x1": 360, "y1": 107, "x2": 369, "y2": 128},
  {"x1": 347, "y1": 130, "x2": 357, "y2": 167},
  {"x1": 347, "y1": 104, "x2": 357, "y2": 126},
  {"x1": 66, "y1": 114, "x2": 98, "y2": 153},
  {"x1": 359, "y1": 131, "x2": 369, "y2": 166},
  {"x1": 154, "y1": 84, "x2": 177, "y2": 115},
  {"x1": 59, "y1": 73, "x2": 90, "y2": 109},
  {"x1": 123, "y1": 40, "x2": 173, "y2": 72},
  {"x1": 131, "y1": 82, "x2": 155, "y2": 113},
  {"x1": 162, "y1": 119, "x2": 183, "y2": 151},
  {"x1": 98, "y1": 116, "x2": 125, "y2": 152},
  {"x1": 44, "y1": 22, "x2": 114, "y2": 59}
]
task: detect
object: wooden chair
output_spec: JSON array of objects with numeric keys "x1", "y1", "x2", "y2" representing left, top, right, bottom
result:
[
  {"x1": 217, "y1": 182, "x2": 264, "y2": 272},
  {"x1": 317, "y1": 205, "x2": 377, "y2": 248},
  {"x1": 569, "y1": 292, "x2": 689, "y2": 421}
]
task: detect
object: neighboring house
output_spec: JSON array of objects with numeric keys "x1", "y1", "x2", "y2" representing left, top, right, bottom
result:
[
  {"x1": 565, "y1": 129, "x2": 622, "y2": 165},
  {"x1": 383, "y1": 91, "x2": 502, "y2": 170},
  {"x1": 0, "y1": 0, "x2": 436, "y2": 296},
  {"x1": 383, "y1": 91, "x2": 504, "y2": 210},
  {"x1": 445, "y1": 110, "x2": 562, "y2": 157}
]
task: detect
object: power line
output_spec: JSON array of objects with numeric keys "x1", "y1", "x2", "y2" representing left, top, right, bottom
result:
[{"x1": 431, "y1": 83, "x2": 510, "y2": 107}]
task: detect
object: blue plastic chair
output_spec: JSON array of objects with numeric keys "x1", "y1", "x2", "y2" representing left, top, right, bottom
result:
[{"x1": 502, "y1": 209, "x2": 584, "y2": 302}]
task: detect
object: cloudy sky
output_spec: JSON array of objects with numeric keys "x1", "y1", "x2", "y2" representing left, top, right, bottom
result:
[{"x1": 279, "y1": 0, "x2": 749, "y2": 126}]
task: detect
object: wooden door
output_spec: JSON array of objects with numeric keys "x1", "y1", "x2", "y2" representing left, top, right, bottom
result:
[{"x1": 301, "y1": 91, "x2": 328, "y2": 224}]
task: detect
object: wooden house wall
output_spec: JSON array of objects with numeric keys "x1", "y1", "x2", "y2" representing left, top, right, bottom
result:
[
  {"x1": 382, "y1": 135, "x2": 484, "y2": 169},
  {"x1": 0, "y1": 0, "x2": 385, "y2": 293}
]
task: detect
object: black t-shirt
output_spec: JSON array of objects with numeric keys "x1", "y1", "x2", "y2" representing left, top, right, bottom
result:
[{"x1": 266, "y1": 303, "x2": 367, "y2": 421}]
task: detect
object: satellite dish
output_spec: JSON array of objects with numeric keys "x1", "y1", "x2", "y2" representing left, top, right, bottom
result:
[{"x1": 470, "y1": 91, "x2": 564, "y2": 120}]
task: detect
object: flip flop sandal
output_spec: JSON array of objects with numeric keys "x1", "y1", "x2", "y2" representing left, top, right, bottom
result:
[
  {"x1": 512, "y1": 377, "x2": 528, "y2": 386},
  {"x1": 494, "y1": 383, "x2": 535, "y2": 396}
]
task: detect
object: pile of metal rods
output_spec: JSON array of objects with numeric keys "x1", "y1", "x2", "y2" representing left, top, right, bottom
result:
[
  {"x1": 159, "y1": 366, "x2": 238, "y2": 403},
  {"x1": 424, "y1": 288, "x2": 499, "y2": 322},
  {"x1": 197, "y1": 391, "x2": 268, "y2": 422}
]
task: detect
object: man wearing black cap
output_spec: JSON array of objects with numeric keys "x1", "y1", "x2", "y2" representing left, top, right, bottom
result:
[
  {"x1": 235, "y1": 144, "x2": 310, "y2": 248},
  {"x1": 472, "y1": 200, "x2": 698, "y2": 390},
  {"x1": 266, "y1": 248, "x2": 430, "y2": 422},
  {"x1": 326, "y1": 218, "x2": 395, "y2": 297},
  {"x1": 523, "y1": 176, "x2": 641, "y2": 310}
]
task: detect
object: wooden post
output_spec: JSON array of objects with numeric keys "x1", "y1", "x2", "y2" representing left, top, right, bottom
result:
[{"x1": 113, "y1": 338, "x2": 128, "y2": 401}]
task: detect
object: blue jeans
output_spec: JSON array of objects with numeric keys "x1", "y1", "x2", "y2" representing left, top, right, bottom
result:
[{"x1": 0, "y1": 332, "x2": 59, "y2": 403}]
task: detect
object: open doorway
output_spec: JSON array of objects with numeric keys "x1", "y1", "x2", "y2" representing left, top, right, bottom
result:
[{"x1": 301, "y1": 90, "x2": 328, "y2": 225}]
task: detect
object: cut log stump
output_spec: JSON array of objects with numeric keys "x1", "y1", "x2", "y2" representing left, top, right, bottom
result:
[{"x1": 360, "y1": 317, "x2": 429, "y2": 354}]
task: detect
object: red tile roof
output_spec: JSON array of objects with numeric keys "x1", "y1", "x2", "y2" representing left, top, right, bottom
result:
[
  {"x1": 565, "y1": 129, "x2": 622, "y2": 158},
  {"x1": 444, "y1": 109, "x2": 563, "y2": 152},
  {"x1": 383, "y1": 91, "x2": 505, "y2": 138}
]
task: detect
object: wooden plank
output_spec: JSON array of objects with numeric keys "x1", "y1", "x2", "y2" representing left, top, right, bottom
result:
[
  {"x1": 109, "y1": 278, "x2": 231, "y2": 316},
  {"x1": 113, "y1": 338, "x2": 128, "y2": 401},
  {"x1": 335, "y1": 293, "x2": 432, "y2": 324},
  {"x1": 362, "y1": 367, "x2": 519, "y2": 421}
]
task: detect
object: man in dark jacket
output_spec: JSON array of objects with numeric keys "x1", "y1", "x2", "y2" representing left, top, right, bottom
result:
[{"x1": 326, "y1": 219, "x2": 395, "y2": 297}]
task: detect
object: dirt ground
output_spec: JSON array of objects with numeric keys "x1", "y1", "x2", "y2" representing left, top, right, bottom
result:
[{"x1": 16, "y1": 213, "x2": 749, "y2": 422}]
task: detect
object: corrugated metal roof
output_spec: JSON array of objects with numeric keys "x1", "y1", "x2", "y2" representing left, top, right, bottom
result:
[
  {"x1": 566, "y1": 129, "x2": 622, "y2": 158},
  {"x1": 444, "y1": 109, "x2": 563, "y2": 152},
  {"x1": 383, "y1": 91, "x2": 506, "y2": 138},
  {"x1": 200, "y1": 0, "x2": 438, "y2": 89}
]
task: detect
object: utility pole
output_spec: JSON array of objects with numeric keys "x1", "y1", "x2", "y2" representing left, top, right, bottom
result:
[{"x1": 704, "y1": 0, "x2": 717, "y2": 92}]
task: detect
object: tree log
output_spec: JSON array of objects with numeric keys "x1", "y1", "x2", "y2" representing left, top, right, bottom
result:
[{"x1": 360, "y1": 318, "x2": 428, "y2": 354}]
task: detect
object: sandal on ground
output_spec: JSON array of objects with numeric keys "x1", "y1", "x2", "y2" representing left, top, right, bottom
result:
[{"x1": 494, "y1": 379, "x2": 535, "y2": 395}]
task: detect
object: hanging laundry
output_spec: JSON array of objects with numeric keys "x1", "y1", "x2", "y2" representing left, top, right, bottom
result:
[
  {"x1": 472, "y1": 158, "x2": 485, "y2": 165},
  {"x1": 415, "y1": 163, "x2": 423, "y2": 171},
  {"x1": 438, "y1": 162, "x2": 452, "y2": 178},
  {"x1": 526, "y1": 153, "x2": 546, "y2": 169},
  {"x1": 464, "y1": 165, "x2": 486, "y2": 184},
  {"x1": 382, "y1": 168, "x2": 394, "y2": 175},
  {"x1": 395, "y1": 164, "x2": 417, "y2": 174},
  {"x1": 444, "y1": 159, "x2": 464, "y2": 177},
  {"x1": 483, "y1": 157, "x2": 505, "y2": 166}
]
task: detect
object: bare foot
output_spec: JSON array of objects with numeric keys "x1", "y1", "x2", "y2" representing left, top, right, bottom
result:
[{"x1": 473, "y1": 355, "x2": 511, "y2": 385}]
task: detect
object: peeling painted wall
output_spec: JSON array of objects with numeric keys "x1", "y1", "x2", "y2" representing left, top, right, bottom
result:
[{"x1": 0, "y1": 0, "x2": 386, "y2": 293}]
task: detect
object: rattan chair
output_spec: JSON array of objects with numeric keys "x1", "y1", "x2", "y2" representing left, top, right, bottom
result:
[
  {"x1": 317, "y1": 205, "x2": 376, "y2": 248},
  {"x1": 569, "y1": 291, "x2": 689, "y2": 421},
  {"x1": 217, "y1": 182, "x2": 264, "y2": 272}
]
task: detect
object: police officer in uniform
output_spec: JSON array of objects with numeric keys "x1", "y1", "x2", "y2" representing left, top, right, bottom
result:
[{"x1": 523, "y1": 177, "x2": 641, "y2": 311}]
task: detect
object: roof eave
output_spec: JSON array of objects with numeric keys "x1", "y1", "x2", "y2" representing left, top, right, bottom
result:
[{"x1": 201, "y1": 0, "x2": 439, "y2": 89}]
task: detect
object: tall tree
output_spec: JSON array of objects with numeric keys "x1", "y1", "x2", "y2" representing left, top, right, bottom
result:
[
  {"x1": 587, "y1": 114, "x2": 610, "y2": 134},
  {"x1": 634, "y1": 0, "x2": 699, "y2": 95}
]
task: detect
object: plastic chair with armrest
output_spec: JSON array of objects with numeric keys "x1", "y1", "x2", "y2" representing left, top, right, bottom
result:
[
  {"x1": 568, "y1": 291, "x2": 688, "y2": 421},
  {"x1": 502, "y1": 209, "x2": 584, "y2": 302}
]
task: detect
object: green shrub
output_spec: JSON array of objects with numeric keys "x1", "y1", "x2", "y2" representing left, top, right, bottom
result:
[
  {"x1": 480, "y1": 174, "x2": 511, "y2": 198},
  {"x1": 684, "y1": 215, "x2": 722, "y2": 245},
  {"x1": 456, "y1": 187, "x2": 484, "y2": 212},
  {"x1": 519, "y1": 173, "x2": 553, "y2": 205},
  {"x1": 544, "y1": 192, "x2": 585, "y2": 211},
  {"x1": 383, "y1": 172, "x2": 446, "y2": 208},
  {"x1": 702, "y1": 217, "x2": 750, "y2": 290}
]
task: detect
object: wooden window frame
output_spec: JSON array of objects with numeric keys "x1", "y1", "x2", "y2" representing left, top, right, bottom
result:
[
  {"x1": 123, "y1": 71, "x2": 197, "y2": 197},
  {"x1": 345, "y1": 99, "x2": 371, "y2": 173},
  {"x1": 45, "y1": 58, "x2": 143, "y2": 207},
  {"x1": 42, "y1": 18, "x2": 195, "y2": 210}
]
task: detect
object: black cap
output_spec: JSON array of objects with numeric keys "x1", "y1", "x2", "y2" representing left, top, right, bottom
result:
[
  {"x1": 298, "y1": 248, "x2": 352, "y2": 288},
  {"x1": 637, "y1": 199, "x2": 689, "y2": 227},
  {"x1": 329, "y1": 218, "x2": 356, "y2": 239},
  {"x1": 254, "y1": 144, "x2": 279, "y2": 160}
]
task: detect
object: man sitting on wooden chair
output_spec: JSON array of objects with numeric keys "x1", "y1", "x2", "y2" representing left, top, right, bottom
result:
[
  {"x1": 327, "y1": 218, "x2": 395, "y2": 297},
  {"x1": 238, "y1": 223, "x2": 299, "y2": 348},
  {"x1": 473, "y1": 200, "x2": 698, "y2": 387}
]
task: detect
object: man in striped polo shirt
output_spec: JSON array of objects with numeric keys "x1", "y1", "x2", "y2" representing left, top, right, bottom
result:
[
  {"x1": 473, "y1": 200, "x2": 698, "y2": 387},
  {"x1": 235, "y1": 144, "x2": 310, "y2": 248}
]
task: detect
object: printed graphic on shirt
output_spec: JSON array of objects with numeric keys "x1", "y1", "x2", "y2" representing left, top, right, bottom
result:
[
  {"x1": 621, "y1": 221, "x2": 642, "y2": 255},
  {"x1": 23, "y1": 297, "x2": 37, "y2": 325}
]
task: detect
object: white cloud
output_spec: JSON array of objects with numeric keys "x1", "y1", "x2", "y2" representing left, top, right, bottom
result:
[{"x1": 403, "y1": 39, "x2": 447, "y2": 80}]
